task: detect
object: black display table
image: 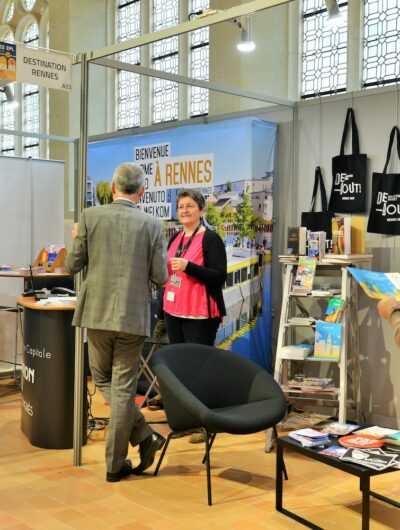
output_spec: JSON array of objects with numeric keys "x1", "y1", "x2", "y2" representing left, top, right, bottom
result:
[
  {"x1": 18, "y1": 296, "x2": 87, "y2": 449},
  {"x1": 276, "y1": 435, "x2": 400, "y2": 530}
]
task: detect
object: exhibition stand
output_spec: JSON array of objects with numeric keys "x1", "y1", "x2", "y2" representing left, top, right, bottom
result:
[
  {"x1": 18, "y1": 296, "x2": 87, "y2": 450},
  {"x1": 73, "y1": 0, "x2": 295, "y2": 466}
]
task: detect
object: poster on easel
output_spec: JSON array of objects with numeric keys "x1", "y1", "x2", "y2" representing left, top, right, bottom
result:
[{"x1": 88, "y1": 117, "x2": 277, "y2": 369}]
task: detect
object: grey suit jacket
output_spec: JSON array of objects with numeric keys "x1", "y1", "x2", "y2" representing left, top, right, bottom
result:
[{"x1": 65, "y1": 199, "x2": 167, "y2": 336}]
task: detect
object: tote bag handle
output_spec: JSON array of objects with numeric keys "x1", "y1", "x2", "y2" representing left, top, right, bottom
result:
[
  {"x1": 309, "y1": 166, "x2": 328, "y2": 212},
  {"x1": 340, "y1": 108, "x2": 360, "y2": 155},
  {"x1": 383, "y1": 126, "x2": 400, "y2": 175}
]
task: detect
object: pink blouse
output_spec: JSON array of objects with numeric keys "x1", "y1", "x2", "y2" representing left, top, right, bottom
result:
[{"x1": 163, "y1": 231, "x2": 220, "y2": 318}]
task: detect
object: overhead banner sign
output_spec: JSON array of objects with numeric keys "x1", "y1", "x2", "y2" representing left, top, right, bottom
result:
[
  {"x1": 0, "y1": 41, "x2": 16, "y2": 83},
  {"x1": 16, "y1": 44, "x2": 72, "y2": 91}
]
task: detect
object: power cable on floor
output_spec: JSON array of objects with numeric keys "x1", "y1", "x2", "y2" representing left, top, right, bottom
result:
[{"x1": 86, "y1": 384, "x2": 109, "y2": 438}]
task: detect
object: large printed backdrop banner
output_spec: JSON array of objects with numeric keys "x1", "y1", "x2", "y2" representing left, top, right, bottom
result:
[{"x1": 88, "y1": 117, "x2": 277, "y2": 369}]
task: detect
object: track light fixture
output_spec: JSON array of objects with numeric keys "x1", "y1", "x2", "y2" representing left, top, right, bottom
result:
[
  {"x1": 234, "y1": 16, "x2": 256, "y2": 53},
  {"x1": 324, "y1": 0, "x2": 345, "y2": 27}
]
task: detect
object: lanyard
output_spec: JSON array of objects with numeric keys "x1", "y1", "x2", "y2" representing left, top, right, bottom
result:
[{"x1": 175, "y1": 224, "x2": 201, "y2": 258}]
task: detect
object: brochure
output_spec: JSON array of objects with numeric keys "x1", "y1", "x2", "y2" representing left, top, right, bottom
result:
[
  {"x1": 321, "y1": 422, "x2": 359, "y2": 436},
  {"x1": 331, "y1": 216, "x2": 351, "y2": 255},
  {"x1": 313, "y1": 321, "x2": 341, "y2": 360},
  {"x1": 348, "y1": 267, "x2": 400, "y2": 301},
  {"x1": 279, "y1": 344, "x2": 314, "y2": 359},
  {"x1": 287, "y1": 226, "x2": 307, "y2": 256},
  {"x1": 354, "y1": 426, "x2": 400, "y2": 439},
  {"x1": 340, "y1": 448, "x2": 396, "y2": 471},
  {"x1": 382, "y1": 431, "x2": 400, "y2": 446},
  {"x1": 285, "y1": 377, "x2": 332, "y2": 391},
  {"x1": 308, "y1": 231, "x2": 326, "y2": 260},
  {"x1": 293, "y1": 257, "x2": 317, "y2": 292},
  {"x1": 325, "y1": 298, "x2": 345, "y2": 323},
  {"x1": 280, "y1": 412, "x2": 331, "y2": 430},
  {"x1": 289, "y1": 428, "x2": 330, "y2": 447},
  {"x1": 318, "y1": 445, "x2": 347, "y2": 458}
]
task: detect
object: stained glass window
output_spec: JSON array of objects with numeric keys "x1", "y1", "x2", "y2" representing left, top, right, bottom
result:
[
  {"x1": 363, "y1": 0, "x2": 400, "y2": 88},
  {"x1": 301, "y1": 1, "x2": 348, "y2": 98},
  {"x1": 190, "y1": 0, "x2": 209, "y2": 117},
  {"x1": 22, "y1": 0, "x2": 35, "y2": 11},
  {"x1": 0, "y1": 30, "x2": 15, "y2": 155},
  {"x1": 117, "y1": 0, "x2": 141, "y2": 129},
  {"x1": 0, "y1": 85, "x2": 16, "y2": 156},
  {"x1": 152, "y1": 0, "x2": 179, "y2": 123},
  {"x1": 4, "y1": 0, "x2": 14, "y2": 22},
  {"x1": 23, "y1": 21, "x2": 40, "y2": 157}
]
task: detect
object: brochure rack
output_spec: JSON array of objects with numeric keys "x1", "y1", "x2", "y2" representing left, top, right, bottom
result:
[
  {"x1": 274, "y1": 255, "x2": 372, "y2": 425},
  {"x1": 33, "y1": 246, "x2": 67, "y2": 273}
]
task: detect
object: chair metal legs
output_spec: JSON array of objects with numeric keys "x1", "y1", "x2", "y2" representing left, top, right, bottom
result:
[
  {"x1": 202, "y1": 432, "x2": 216, "y2": 464},
  {"x1": 153, "y1": 431, "x2": 173, "y2": 476},
  {"x1": 152, "y1": 427, "x2": 288, "y2": 506},
  {"x1": 153, "y1": 428, "x2": 214, "y2": 506},
  {"x1": 200, "y1": 428, "x2": 212, "y2": 506},
  {"x1": 273, "y1": 425, "x2": 288, "y2": 480}
]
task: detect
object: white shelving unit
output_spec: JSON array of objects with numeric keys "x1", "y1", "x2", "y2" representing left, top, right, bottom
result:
[{"x1": 274, "y1": 255, "x2": 372, "y2": 424}]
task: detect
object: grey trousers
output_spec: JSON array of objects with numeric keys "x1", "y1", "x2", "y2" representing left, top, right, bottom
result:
[{"x1": 87, "y1": 329, "x2": 153, "y2": 473}]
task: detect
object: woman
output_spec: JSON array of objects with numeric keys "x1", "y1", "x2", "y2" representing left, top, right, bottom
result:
[{"x1": 163, "y1": 189, "x2": 227, "y2": 346}]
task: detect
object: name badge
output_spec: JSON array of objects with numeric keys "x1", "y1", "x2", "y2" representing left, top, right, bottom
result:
[
  {"x1": 170, "y1": 274, "x2": 181, "y2": 288},
  {"x1": 166, "y1": 291, "x2": 175, "y2": 302}
]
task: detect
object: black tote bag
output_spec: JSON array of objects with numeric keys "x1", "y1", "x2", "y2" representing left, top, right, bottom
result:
[
  {"x1": 328, "y1": 108, "x2": 367, "y2": 213},
  {"x1": 301, "y1": 166, "x2": 335, "y2": 240},
  {"x1": 367, "y1": 126, "x2": 400, "y2": 235}
]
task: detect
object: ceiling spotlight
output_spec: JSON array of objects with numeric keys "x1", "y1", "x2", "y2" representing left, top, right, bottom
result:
[
  {"x1": 235, "y1": 16, "x2": 256, "y2": 53},
  {"x1": 324, "y1": 0, "x2": 345, "y2": 27},
  {"x1": 4, "y1": 84, "x2": 19, "y2": 108}
]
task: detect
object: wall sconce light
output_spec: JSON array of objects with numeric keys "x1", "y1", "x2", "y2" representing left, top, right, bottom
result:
[
  {"x1": 324, "y1": 0, "x2": 345, "y2": 27},
  {"x1": 4, "y1": 84, "x2": 19, "y2": 108},
  {"x1": 234, "y1": 16, "x2": 256, "y2": 53}
]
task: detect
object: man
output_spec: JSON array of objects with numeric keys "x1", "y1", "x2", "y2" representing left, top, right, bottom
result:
[
  {"x1": 66, "y1": 162, "x2": 167, "y2": 482},
  {"x1": 378, "y1": 299, "x2": 400, "y2": 348}
]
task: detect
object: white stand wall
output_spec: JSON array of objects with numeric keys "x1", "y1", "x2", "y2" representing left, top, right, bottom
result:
[
  {"x1": 256, "y1": 86, "x2": 400, "y2": 428},
  {"x1": 0, "y1": 157, "x2": 64, "y2": 289}
]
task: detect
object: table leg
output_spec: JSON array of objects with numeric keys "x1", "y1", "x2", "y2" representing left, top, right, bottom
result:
[
  {"x1": 360, "y1": 475, "x2": 370, "y2": 530},
  {"x1": 276, "y1": 444, "x2": 283, "y2": 510},
  {"x1": 275, "y1": 444, "x2": 327, "y2": 530}
]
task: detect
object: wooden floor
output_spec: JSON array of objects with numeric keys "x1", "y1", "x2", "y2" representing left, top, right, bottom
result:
[{"x1": 0, "y1": 379, "x2": 399, "y2": 530}]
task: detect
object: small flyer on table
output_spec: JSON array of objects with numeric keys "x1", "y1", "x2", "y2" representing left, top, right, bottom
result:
[
  {"x1": 321, "y1": 422, "x2": 359, "y2": 436},
  {"x1": 340, "y1": 448, "x2": 398, "y2": 471},
  {"x1": 319, "y1": 445, "x2": 347, "y2": 458},
  {"x1": 354, "y1": 426, "x2": 400, "y2": 439}
]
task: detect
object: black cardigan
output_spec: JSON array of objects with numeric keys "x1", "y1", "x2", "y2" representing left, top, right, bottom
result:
[{"x1": 166, "y1": 227, "x2": 227, "y2": 318}]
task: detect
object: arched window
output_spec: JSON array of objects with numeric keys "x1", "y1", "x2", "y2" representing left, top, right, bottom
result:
[
  {"x1": 190, "y1": 0, "x2": 209, "y2": 117},
  {"x1": 3, "y1": 0, "x2": 14, "y2": 22},
  {"x1": 0, "y1": 31, "x2": 15, "y2": 155},
  {"x1": 22, "y1": 0, "x2": 35, "y2": 11},
  {"x1": 152, "y1": 0, "x2": 179, "y2": 123},
  {"x1": 117, "y1": 0, "x2": 141, "y2": 129},
  {"x1": 23, "y1": 20, "x2": 40, "y2": 157},
  {"x1": 301, "y1": 1, "x2": 348, "y2": 99},
  {"x1": 115, "y1": 1, "x2": 210, "y2": 127},
  {"x1": 363, "y1": 0, "x2": 400, "y2": 88}
]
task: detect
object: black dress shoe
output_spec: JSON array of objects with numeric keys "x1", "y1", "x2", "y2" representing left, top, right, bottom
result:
[
  {"x1": 132, "y1": 432, "x2": 166, "y2": 475},
  {"x1": 106, "y1": 459, "x2": 133, "y2": 482}
]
